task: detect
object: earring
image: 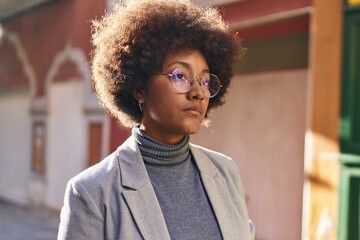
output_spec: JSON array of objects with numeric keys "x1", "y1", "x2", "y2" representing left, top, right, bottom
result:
[{"x1": 138, "y1": 102, "x2": 143, "y2": 112}]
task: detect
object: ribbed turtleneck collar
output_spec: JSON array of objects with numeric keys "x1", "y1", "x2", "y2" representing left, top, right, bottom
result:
[{"x1": 132, "y1": 126, "x2": 190, "y2": 165}]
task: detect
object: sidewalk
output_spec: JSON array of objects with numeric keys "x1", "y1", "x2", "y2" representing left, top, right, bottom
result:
[{"x1": 0, "y1": 201, "x2": 59, "y2": 240}]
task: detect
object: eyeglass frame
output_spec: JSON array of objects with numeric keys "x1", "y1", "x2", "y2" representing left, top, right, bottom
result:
[{"x1": 153, "y1": 67, "x2": 222, "y2": 98}]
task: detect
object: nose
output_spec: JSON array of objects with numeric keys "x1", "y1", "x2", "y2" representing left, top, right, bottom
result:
[{"x1": 187, "y1": 77, "x2": 206, "y2": 100}]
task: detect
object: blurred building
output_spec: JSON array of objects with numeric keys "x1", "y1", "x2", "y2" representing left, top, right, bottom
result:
[{"x1": 0, "y1": 0, "x2": 359, "y2": 239}]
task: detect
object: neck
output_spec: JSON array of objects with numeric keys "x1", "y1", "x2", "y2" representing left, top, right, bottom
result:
[
  {"x1": 132, "y1": 126, "x2": 190, "y2": 165},
  {"x1": 139, "y1": 124, "x2": 185, "y2": 145}
]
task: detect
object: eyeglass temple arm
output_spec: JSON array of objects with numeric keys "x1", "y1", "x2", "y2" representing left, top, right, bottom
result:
[{"x1": 153, "y1": 73, "x2": 172, "y2": 77}]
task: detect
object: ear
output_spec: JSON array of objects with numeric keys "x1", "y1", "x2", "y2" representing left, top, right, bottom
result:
[{"x1": 132, "y1": 87, "x2": 145, "y2": 103}]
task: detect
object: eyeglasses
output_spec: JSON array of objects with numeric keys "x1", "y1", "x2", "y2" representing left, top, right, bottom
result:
[{"x1": 154, "y1": 68, "x2": 222, "y2": 98}]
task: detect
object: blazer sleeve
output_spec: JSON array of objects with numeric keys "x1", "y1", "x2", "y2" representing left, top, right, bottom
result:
[{"x1": 58, "y1": 179, "x2": 104, "y2": 240}]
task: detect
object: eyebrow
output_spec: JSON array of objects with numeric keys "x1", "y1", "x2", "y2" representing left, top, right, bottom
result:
[{"x1": 164, "y1": 61, "x2": 210, "y2": 74}]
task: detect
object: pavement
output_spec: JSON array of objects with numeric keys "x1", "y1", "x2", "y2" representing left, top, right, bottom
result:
[{"x1": 0, "y1": 201, "x2": 60, "y2": 240}]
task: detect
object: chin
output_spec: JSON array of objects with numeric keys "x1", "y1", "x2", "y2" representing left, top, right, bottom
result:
[
  {"x1": 182, "y1": 124, "x2": 201, "y2": 135},
  {"x1": 185, "y1": 129, "x2": 198, "y2": 135},
  {"x1": 178, "y1": 117, "x2": 204, "y2": 135}
]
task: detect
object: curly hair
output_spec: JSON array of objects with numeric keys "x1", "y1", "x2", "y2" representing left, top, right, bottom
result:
[{"x1": 91, "y1": 0, "x2": 242, "y2": 128}]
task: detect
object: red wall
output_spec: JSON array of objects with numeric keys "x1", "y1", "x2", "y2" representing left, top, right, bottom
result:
[
  {"x1": 4, "y1": 0, "x2": 106, "y2": 97},
  {"x1": 238, "y1": 14, "x2": 309, "y2": 43},
  {"x1": 220, "y1": 0, "x2": 311, "y2": 23}
]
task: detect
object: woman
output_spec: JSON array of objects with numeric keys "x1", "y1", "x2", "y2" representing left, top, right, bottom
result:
[{"x1": 58, "y1": 0, "x2": 253, "y2": 239}]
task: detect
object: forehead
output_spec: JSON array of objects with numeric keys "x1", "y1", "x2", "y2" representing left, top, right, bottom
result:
[{"x1": 162, "y1": 49, "x2": 209, "y2": 72}]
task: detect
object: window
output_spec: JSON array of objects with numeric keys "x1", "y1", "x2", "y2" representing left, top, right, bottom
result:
[
  {"x1": 87, "y1": 122, "x2": 103, "y2": 167},
  {"x1": 338, "y1": 6, "x2": 360, "y2": 240},
  {"x1": 340, "y1": 8, "x2": 360, "y2": 155},
  {"x1": 32, "y1": 122, "x2": 46, "y2": 173}
]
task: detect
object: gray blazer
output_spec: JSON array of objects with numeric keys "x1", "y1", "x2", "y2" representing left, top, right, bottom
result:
[{"x1": 58, "y1": 136, "x2": 252, "y2": 240}]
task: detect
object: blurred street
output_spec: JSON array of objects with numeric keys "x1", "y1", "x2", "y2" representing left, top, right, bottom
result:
[{"x1": 0, "y1": 201, "x2": 59, "y2": 240}]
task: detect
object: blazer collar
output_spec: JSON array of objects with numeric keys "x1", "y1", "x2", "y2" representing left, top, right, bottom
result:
[
  {"x1": 190, "y1": 144, "x2": 237, "y2": 239},
  {"x1": 117, "y1": 138, "x2": 222, "y2": 189},
  {"x1": 117, "y1": 137, "x2": 245, "y2": 239},
  {"x1": 117, "y1": 136, "x2": 171, "y2": 239},
  {"x1": 189, "y1": 143, "x2": 220, "y2": 178},
  {"x1": 117, "y1": 136, "x2": 149, "y2": 190}
]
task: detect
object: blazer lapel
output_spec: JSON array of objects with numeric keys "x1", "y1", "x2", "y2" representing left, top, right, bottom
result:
[
  {"x1": 190, "y1": 144, "x2": 237, "y2": 239},
  {"x1": 118, "y1": 137, "x2": 170, "y2": 240}
]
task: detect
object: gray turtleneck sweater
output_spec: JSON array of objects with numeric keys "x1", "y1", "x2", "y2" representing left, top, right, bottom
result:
[{"x1": 132, "y1": 127, "x2": 222, "y2": 240}]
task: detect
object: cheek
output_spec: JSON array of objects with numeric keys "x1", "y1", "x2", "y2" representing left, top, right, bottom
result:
[
  {"x1": 204, "y1": 99, "x2": 210, "y2": 112},
  {"x1": 145, "y1": 93, "x2": 178, "y2": 119},
  {"x1": 148, "y1": 105, "x2": 173, "y2": 121}
]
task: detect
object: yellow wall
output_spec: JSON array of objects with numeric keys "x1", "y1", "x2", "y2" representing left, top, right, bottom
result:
[
  {"x1": 306, "y1": 0, "x2": 342, "y2": 238},
  {"x1": 348, "y1": 0, "x2": 360, "y2": 5}
]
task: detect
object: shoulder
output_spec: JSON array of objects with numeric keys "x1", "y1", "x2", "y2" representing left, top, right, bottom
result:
[
  {"x1": 190, "y1": 143, "x2": 237, "y2": 172},
  {"x1": 67, "y1": 150, "x2": 120, "y2": 196},
  {"x1": 190, "y1": 144, "x2": 231, "y2": 160},
  {"x1": 69, "y1": 136, "x2": 137, "y2": 191},
  {"x1": 72, "y1": 150, "x2": 119, "y2": 182},
  {"x1": 66, "y1": 135, "x2": 143, "y2": 199},
  {"x1": 190, "y1": 143, "x2": 246, "y2": 194}
]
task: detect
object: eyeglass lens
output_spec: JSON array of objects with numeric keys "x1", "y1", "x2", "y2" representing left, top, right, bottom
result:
[{"x1": 170, "y1": 68, "x2": 221, "y2": 98}]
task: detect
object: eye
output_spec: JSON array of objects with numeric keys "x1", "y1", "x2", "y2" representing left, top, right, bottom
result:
[
  {"x1": 202, "y1": 80, "x2": 210, "y2": 87},
  {"x1": 201, "y1": 74, "x2": 211, "y2": 87},
  {"x1": 173, "y1": 73, "x2": 185, "y2": 82},
  {"x1": 172, "y1": 68, "x2": 191, "y2": 83}
]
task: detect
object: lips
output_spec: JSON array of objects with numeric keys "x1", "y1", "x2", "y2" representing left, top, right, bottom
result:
[{"x1": 184, "y1": 106, "x2": 202, "y2": 115}]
